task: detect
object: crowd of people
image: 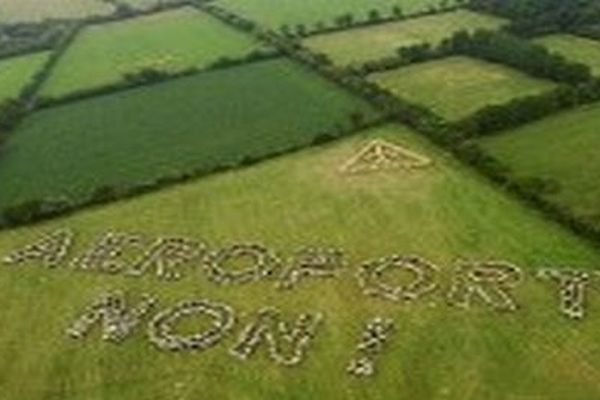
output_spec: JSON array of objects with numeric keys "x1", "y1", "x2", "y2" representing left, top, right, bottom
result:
[
  {"x1": 357, "y1": 254, "x2": 439, "y2": 302},
  {"x1": 446, "y1": 261, "x2": 523, "y2": 311},
  {"x1": 230, "y1": 307, "x2": 322, "y2": 367},
  {"x1": 203, "y1": 243, "x2": 281, "y2": 285},
  {"x1": 2, "y1": 228, "x2": 72, "y2": 268},
  {"x1": 66, "y1": 290, "x2": 157, "y2": 343},
  {"x1": 126, "y1": 236, "x2": 204, "y2": 281},
  {"x1": 148, "y1": 299, "x2": 235, "y2": 352},
  {"x1": 70, "y1": 231, "x2": 144, "y2": 273},
  {"x1": 537, "y1": 269, "x2": 591, "y2": 319},
  {"x1": 278, "y1": 246, "x2": 346, "y2": 289},
  {"x1": 347, "y1": 317, "x2": 395, "y2": 377}
]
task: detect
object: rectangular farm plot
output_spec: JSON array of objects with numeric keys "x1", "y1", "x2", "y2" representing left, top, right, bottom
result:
[
  {"x1": 215, "y1": 0, "x2": 458, "y2": 29},
  {"x1": 0, "y1": 58, "x2": 379, "y2": 219},
  {"x1": 534, "y1": 34, "x2": 600, "y2": 76},
  {"x1": 305, "y1": 10, "x2": 506, "y2": 66},
  {"x1": 0, "y1": 0, "x2": 114, "y2": 23},
  {"x1": 0, "y1": 51, "x2": 50, "y2": 102},
  {"x1": 368, "y1": 56, "x2": 556, "y2": 120},
  {"x1": 480, "y1": 102, "x2": 600, "y2": 229},
  {"x1": 39, "y1": 7, "x2": 263, "y2": 98}
]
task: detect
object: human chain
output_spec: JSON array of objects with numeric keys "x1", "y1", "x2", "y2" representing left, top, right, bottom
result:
[{"x1": 3, "y1": 228, "x2": 600, "y2": 320}]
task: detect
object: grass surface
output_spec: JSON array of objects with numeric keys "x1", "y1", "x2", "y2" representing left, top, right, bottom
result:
[
  {"x1": 0, "y1": 124, "x2": 599, "y2": 400},
  {"x1": 534, "y1": 34, "x2": 600, "y2": 76},
  {"x1": 215, "y1": 0, "x2": 458, "y2": 28},
  {"x1": 0, "y1": 0, "x2": 113, "y2": 23},
  {"x1": 0, "y1": 52, "x2": 50, "y2": 102},
  {"x1": 40, "y1": 7, "x2": 262, "y2": 97},
  {"x1": 479, "y1": 102, "x2": 600, "y2": 228},
  {"x1": 368, "y1": 56, "x2": 556, "y2": 120},
  {"x1": 0, "y1": 58, "x2": 378, "y2": 217},
  {"x1": 305, "y1": 10, "x2": 505, "y2": 66}
]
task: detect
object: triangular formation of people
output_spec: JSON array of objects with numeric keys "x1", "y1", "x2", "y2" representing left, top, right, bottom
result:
[{"x1": 339, "y1": 139, "x2": 432, "y2": 175}]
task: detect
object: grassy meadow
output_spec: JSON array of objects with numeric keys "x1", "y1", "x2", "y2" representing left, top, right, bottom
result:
[
  {"x1": 305, "y1": 10, "x2": 505, "y2": 66},
  {"x1": 0, "y1": 52, "x2": 50, "y2": 102},
  {"x1": 534, "y1": 34, "x2": 600, "y2": 76},
  {"x1": 0, "y1": 0, "x2": 113, "y2": 23},
  {"x1": 40, "y1": 7, "x2": 263, "y2": 98},
  {"x1": 368, "y1": 56, "x2": 556, "y2": 120},
  {"x1": 479, "y1": 102, "x2": 600, "y2": 229},
  {"x1": 0, "y1": 124, "x2": 600, "y2": 399},
  {"x1": 0, "y1": 58, "x2": 378, "y2": 219},
  {"x1": 214, "y1": 0, "x2": 458, "y2": 28}
]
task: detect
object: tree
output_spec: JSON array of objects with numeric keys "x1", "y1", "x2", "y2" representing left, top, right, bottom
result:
[
  {"x1": 392, "y1": 5, "x2": 403, "y2": 18},
  {"x1": 368, "y1": 9, "x2": 381, "y2": 22},
  {"x1": 0, "y1": 99, "x2": 26, "y2": 131}
]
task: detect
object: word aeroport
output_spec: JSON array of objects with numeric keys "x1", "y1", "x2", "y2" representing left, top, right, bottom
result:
[{"x1": 3, "y1": 229, "x2": 600, "y2": 321}]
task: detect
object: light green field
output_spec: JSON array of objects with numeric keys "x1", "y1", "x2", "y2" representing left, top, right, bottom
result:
[
  {"x1": 305, "y1": 10, "x2": 505, "y2": 66},
  {"x1": 369, "y1": 56, "x2": 556, "y2": 120},
  {"x1": 534, "y1": 34, "x2": 600, "y2": 76},
  {"x1": 480, "y1": 102, "x2": 600, "y2": 229},
  {"x1": 215, "y1": 0, "x2": 458, "y2": 28},
  {"x1": 40, "y1": 7, "x2": 262, "y2": 98},
  {"x1": 0, "y1": 52, "x2": 50, "y2": 102},
  {"x1": 0, "y1": 0, "x2": 113, "y2": 23},
  {"x1": 1, "y1": 124, "x2": 600, "y2": 400}
]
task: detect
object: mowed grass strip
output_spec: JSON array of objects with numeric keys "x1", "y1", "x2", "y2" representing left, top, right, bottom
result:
[
  {"x1": 369, "y1": 56, "x2": 556, "y2": 120},
  {"x1": 479, "y1": 102, "x2": 600, "y2": 228},
  {"x1": 0, "y1": 0, "x2": 113, "y2": 23},
  {"x1": 305, "y1": 10, "x2": 506, "y2": 66},
  {"x1": 0, "y1": 58, "x2": 378, "y2": 216},
  {"x1": 534, "y1": 34, "x2": 600, "y2": 76},
  {"x1": 0, "y1": 124, "x2": 599, "y2": 400},
  {"x1": 40, "y1": 7, "x2": 263, "y2": 98},
  {"x1": 214, "y1": 0, "x2": 457, "y2": 28},
  {"x1": 0, "y1": 51, "x2": 50, "y2": 102}
]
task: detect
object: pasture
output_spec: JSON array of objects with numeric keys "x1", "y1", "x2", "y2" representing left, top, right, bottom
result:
[
  {"x1": 214, "y1": 0, "x2": 458, "y2": 28},
  {"x1": 368, "y1": 56, "x2": 556, "y2": 120},
  {"x1": 534, "y1": 34, "x2": 600, "y2": 76},
  {"x1": 0, "y1": 51, "x2": 50, "y2": 102},
  {"x1": 0, "y1": 0, "x2": 113, "y2": 23},
  {"x1": 39, "y1": 7, "x2": 263, "y2": 98},
  {"x1": 0, "y1": 58, "x2": 378, "y2": 219},
  {"x1": 0, "y1": 124, "x2": 600, "y2": 400},
  {"x1": 305, "y1": 10, "x2": 505, "y2": 66},
  {"x1": 479, "y1": 102, "x2": 600, "y2": 229}
]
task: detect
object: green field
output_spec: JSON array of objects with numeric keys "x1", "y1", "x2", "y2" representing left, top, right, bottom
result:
[
  {"x1": 305, "y1": 10, "x2": 505, "y2": 66},
  {"x1": 215, "y1": 0, "x2": 457, "y2": 28},
  {"x1": 368, "y1": 56, "x2": 556, "y2": 120},
  {"x1": 0, "y1": 52, "x2": 50, "y2": 102},
  {"x1": 0, "y1": 123, "x2": 599, "y2": 400},
  {"x1": 0, "y1": 0, "x2": 113, "y2": 23},
  {"x1": 480, "y1": 102, "x2": 600, "y2": 228},
  {"x1": 534, "y1": 34, "x2": 600, "y2": 76},
  {"x1": 40, "y1": 7, "x2": 263, "y2": 98},
  {"x1": 0, "y1": 58, "x2": 378, "y2": 218}
]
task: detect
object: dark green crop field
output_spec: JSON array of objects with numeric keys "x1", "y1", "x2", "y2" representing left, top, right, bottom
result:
[{"x1": 0, "y1": 58, "x2": 378, "y2": 219}]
